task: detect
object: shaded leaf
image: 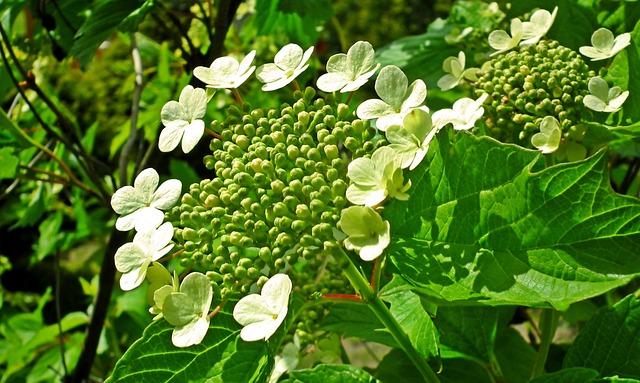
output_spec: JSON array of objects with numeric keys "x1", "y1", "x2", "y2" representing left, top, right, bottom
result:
[
  {"x1": 0, "y1": 147, "x2": 19, "y2": 179},
  {"x1": 282, "y1": 364, "x2": 379, "y2": 383},
  {"x1": 321, "y1": 303, "x2": 397, "y2": 348},
  {"x1": 564, "y1": 294, "x2": 640, "y2": 379}
]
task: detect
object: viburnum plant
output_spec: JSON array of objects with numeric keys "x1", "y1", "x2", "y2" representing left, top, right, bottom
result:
[{"x1": 106, "y1": 4, "x2": 640, "y2": 383}]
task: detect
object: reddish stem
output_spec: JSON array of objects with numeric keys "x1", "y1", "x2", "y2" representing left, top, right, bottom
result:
[
  {"x1": 205, "y1": 128, "x2": 223, "y2": 140},
  {"x1": 157, "y1": 249, "x2": 184, "y2": 263},
  {"x1": 323, "y1": 293, "x2": 362, "y2": 302},
  {"x1": 208, "y1": 299, "x2": 228, "y2": 318}
]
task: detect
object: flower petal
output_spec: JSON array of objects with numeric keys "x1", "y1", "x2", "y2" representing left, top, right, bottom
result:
[
  {"x1": 179, "y1": 272, "x2": 213, "y2": 315},
  {"x1": 274, "y1": 44, "x2": 304, "y2": 70},
  {"x1": 151, "y1": 179, "x2": 182, "y2": 210},
  {"x1": 375, "y1": 65, "x2": 408, "y2": 109},
  {"x1": 181, "y1": 119, "x2": 205, "y2": 153},
  {"x1": 164, "y1": 292, "x2": 198, "y2": 327},
  {"x1": 172, "y1": 317, "x2": 210, "y2": 347}
]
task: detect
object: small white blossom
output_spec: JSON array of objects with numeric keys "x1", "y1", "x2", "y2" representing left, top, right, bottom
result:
[
  {"x1": 256, "y1": 44, "x2": 314, "y2": 91},
  {"x1": 193, "y1": 50, "x2": 256, "y2": 89},
  {"x1": 531, "y1": 116, "x2": 562, "y2": 154},
  {"x1": 233, "y1": 274, "x2": 292, "y2": 342},
  {"x1": 579, "y1": 28, "x2": 631, "y2": 61},
  {"x1": 488, "y1": 18, "x2": 523, "y2": 56},
  {"x1": 338, "y1": 205, "x2": 391, "y2": 261},
  {"x1": 317, "y1": 41, "x2": 380, "y2": 93},
  {"x1": 437, "y1": 51, "x2": 479, "y2": 91},
  {"x1": 269, "y1": 339, "x2": 300, "y2": 383},
  {"x1": 114, "y1": 222, "x2": 175, "y2": 291},
  {"x1": 346, "y1": 146, "x2": 411, "y2": 206},
  {"x1": 356, "y1": 65, "x2": 427, "y2": 131},
  {"x1": 387, "y1": 108, "x2": 437, "y2": 170},
  {"x1": 520, "y1": 7, "x2": 558, "y2": 46},
  {"x1": 583, "y1": 76, "x2": 629, "y2": 112},
  {"x1": 160, "y1": 85, "x2": 208, "y2": 153},
  {"x1": 444, "y1": 27, "x2": 473, "y2": 44},
  {"x1": 111, "y1": 168, "x2": 182, "y2": 232},
  {"x1": 432, "y1": 93, "x2": 488, "y2": 131},
  {"x1": 163, "y1": 272, "x2": 213, "y2": 348}
]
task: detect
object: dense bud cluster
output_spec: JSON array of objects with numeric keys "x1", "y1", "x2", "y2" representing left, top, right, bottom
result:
[
  {"x1": 474, "y1": 39, "x2": 597, "y2": 146},
  {"x1": 166, "y1": 87, "x2": 379, "y2": 301}
]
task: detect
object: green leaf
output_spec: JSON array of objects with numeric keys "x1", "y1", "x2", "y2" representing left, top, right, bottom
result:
[
  {"x1": 564, "y1": 294, "x2": 640, "y2": 379},
  {"x1": 374, "y1": 348, "x2": 423, "y2": 383},
  {"x1": 254, "y1": 0, "x2": 332, "y2": 46},
  {"x1": 438, "y1": 358, "x2": 493, "y2": 383},
  {"x1": 494, "y1": 327, "x2": 537, "y2": 383},
  {"x1": 379, "y1": 276, "x2": 440, "y2": 360},
  {"x1": 321, "y1": 303, "x2": 397, "y2": 347},
  {"x1": 69, "y1": 0, "x2": 154, "y2": 69},
  {"x1": 283, "y1": 364, "x2": 379, "y2": 383},
  {"x1": 35, "y1": 212, "x2": 64, "y2": 262},
  {"x1": 386, "y1": 130, "x2": 640, "y2": 310},
  {"x1": 107, "y1": 307, "x2": 272, "y2": 382},
  {"x1": 0, "y1": 147, "x2": 19, "y2": 179},
  {"x1": 529, "y1": 367, "x2": 600, "y2": 383}
]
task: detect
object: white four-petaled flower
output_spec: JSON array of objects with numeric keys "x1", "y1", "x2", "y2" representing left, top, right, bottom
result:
[
  {"x1": 346, "y1": 146, "x2": 411, "y2": 206},
  {"x1": 387, "y1": 108, "x2": 438, "y2": 170},
  {"x1": 583, "y1": 76, "x2": 629, "y2": 113},
  {"x1": 437, "y1": 51, "x2": 479, "y2": 91},
  {"x1": 317, "y1": 41, "x2": 380, "y2": 93},
  {"x1": 256, "y1": 44, "x2": 314, "y2": 91},
  {"x1": 160, "y1": 85, "x2": 208, "y2": 153},
  {"x1": 520, "y1": 7, "x2": 558, "y2": 46},
  {"x1": 114, "y1": 222, "x2": 175, "y2": 291},
  {"x1": 579, "y1": 28, "x2": 631, "y2": 61},
  {"x1": 356, "y1": 65, "x2": 427, "y2": 131},
  {"x1": 432, "y1": 93, "x2": 488, "y2": 131},
  {"x1": 163, "y1": 272, "x2": 214, "y2": 348},
  {"x1": 111, "y1": 168, "x2": 182, "y2": 232},
  {"x1": 531, "y1": 116, "x2": 562, "y2": 154},
  {"x1": 488, "y1": 18, "x2": 523, "y2": 56},
  {"x1": 337, "y1": 205, "x2": 391, "y2": 261},
  {"x1": 193, "y1": 50, "x2": 257, "y2": 89},
  {"x1": 233, "y1": 273, "x2": 292, "y2": 342}
]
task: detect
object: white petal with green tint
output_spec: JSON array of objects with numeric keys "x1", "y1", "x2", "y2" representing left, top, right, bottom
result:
[
  {"x1": 531, "y1": 116, "x2": 561, "y2": 154},
  {"x1": 256, "y1": 44, "x2": 314, "y2": 91},
  {"x1": 159, "y1": 85, "x2": 207, "y2": 154},
  {"x1": 339, "y1": 205, "x2": 391, "y2": 261},
  {"x1": 317, "y1": 41, "x2": 380, "y2": 93},
  {"x1": 233, "y1": 274, "x2": 292, "y2": 342},
  {"x1": 489, "y1": 18, "x2": 523, "y2": 56},
  {"x1": 583, "y1": 77, "x2": 629, "y2": 112},
  {"x1": 579, "y1": 28, "x2": 631, "y2": 61},
  {"x1": 520, "y1": 6, "x2": 557, "y2": 46},
  {"x1": 193, "y1": 50, "x2": 256, "y2": 89}
]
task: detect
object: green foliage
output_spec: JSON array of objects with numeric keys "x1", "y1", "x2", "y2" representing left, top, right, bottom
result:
[
  {"x1": 386, "y1": 130, "x2": 640, "y2": 310},
  {"x1": 282, "y1": 364, "x2": 379, "y2": 383},
  {"x1": 107, "y1": 306, "x2": 273, "y2": 382}
]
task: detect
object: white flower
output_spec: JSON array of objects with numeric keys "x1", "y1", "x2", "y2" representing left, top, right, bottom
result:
[
  {"x1": 432, "y1": 93, "x2": 488, "y2": 131},
  {"x1": 163, "y1": 272, "x2": 213, "y2": 347},
  {"x1": 111, "y1": 168, "x2": 182, "y2": 232},
  {"x1": 317, "y1": 41, "x2": 380, "y2": 93},
  {"x1": 488, "y1": 18, "x2": 523, "y2": 56},
  {"x1": 583, "y1": 76, "x2": 629, "y2": 112},
  {"x1": 520, "y1": 7, "x2": 558, "y2": 46},
  {"x1": 437, "y1": 51, "x2": 479, "y2": 91},
  {"x1": 444, "y1": 27, "x2": 473, "y2": 44},
  {"x1": 114, "y1": 222, "x2": 174, "y2": 291},
  {"x1": 356, "y1": 65, "x2": 427, "y2": 131},
  {"x1": 269, "y1": 340, "x2": 299, "y2": 383},
  {"x1": 256, "y1": 44, "x2": 314, "y2": 91},
  {"x1": 160, "y1": 85, "x2": 208, "y2": 153},
  {"x1": 193, "y1": 50, "x2": 256, "y2": 89},
  {"x1": 233, "y1": 274, "x2": 292, "y2": 342},
  {"x1": 579, "y1": 28, "x2": 631, "y2": 61},
  {"x1": 338, "y1": 205, "x2": 391, "y2": 261},
  {"x1": 387, "y1": 108, "x2": 437, "y2": 170},
  {"x1": 531, "y1": 116, "x2": 562, "y2": 154},
  {"x1": 346, "y1": 146, "x2": 411, "y2": 206}
]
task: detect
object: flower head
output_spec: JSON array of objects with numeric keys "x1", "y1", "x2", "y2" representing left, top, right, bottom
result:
[
  {"x1": 160, "y1": 85, "x2": 208, "y2": 153},
  {"x1": 163, "y1": 272, "x2": 213, "y2": 347},
  {"x1": 193, "y1": 50, "x2": 256, "y2": 89},
  {"x1": 346, "y1": 146, "x2": 411, "y2": 206},
  {"x1": 437, "y1": 51, "x2": 479, "y2": 91},
  {"x1": 110, "y1": 168, "x2": 182, "y2": 232},
  {"x1": 387, "y1": 108, "x2": 437, "y2": 170},
  {"x1": 317, "y1": 41, "x2": 380, "y2": 93},
  {"x1": 579, "y1": 28, "x2": 631, "y2": 61},
  {"x1": 432, "y1": 93, "x2": 488, "y2": 131},
  {"x1": 338, "y1": 205, "x2": 390, "y2": 261},
  {"x1": 531, "y1": 116, "x2": 562, "y2": 154},
  {"x1": 520, "y1": 7, "x2": 558, "y2": 46},
  {"x1": 356, "y1": 65, "x2": 427, "y2": 131},
  {"x1": 256, "y1": 44, "x2": 314, "y2": 91},
  {"x1": 114, "y1": 222, "x2": 175, "y2": 291},
  {"x1": 488, "y1": 18, "x2": 523, "y2": 56},
  {"x1": 583, "y1": 76, "x2": 629, "y2": 112},
  {"x1": 233, "y1": 274, "x2": 292, "y2": 342}
]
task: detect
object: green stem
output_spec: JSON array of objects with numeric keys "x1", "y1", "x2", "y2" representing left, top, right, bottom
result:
[
  {"x1": 333, "y1": 247, "x2": 440, "y2": 383},
  {"x1": 530, "y1": 309, "x2": 559, "y2": 379}
]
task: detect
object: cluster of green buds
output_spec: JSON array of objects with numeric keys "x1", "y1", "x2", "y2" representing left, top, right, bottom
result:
[
  {"x1": 165, "y1": 87, "x2": 379, "y2": 301},
  {"x1": 438, "y1": 6, "x2": 632, "y2": 160}
]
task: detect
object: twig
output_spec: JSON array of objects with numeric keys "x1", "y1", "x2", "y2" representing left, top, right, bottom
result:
[
  {"x1": 54, "y1": 250, "x2": 69, "y2": 378},
  {"x1": 118, "y1": 32, "x2": 144, "y2": 187}
]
